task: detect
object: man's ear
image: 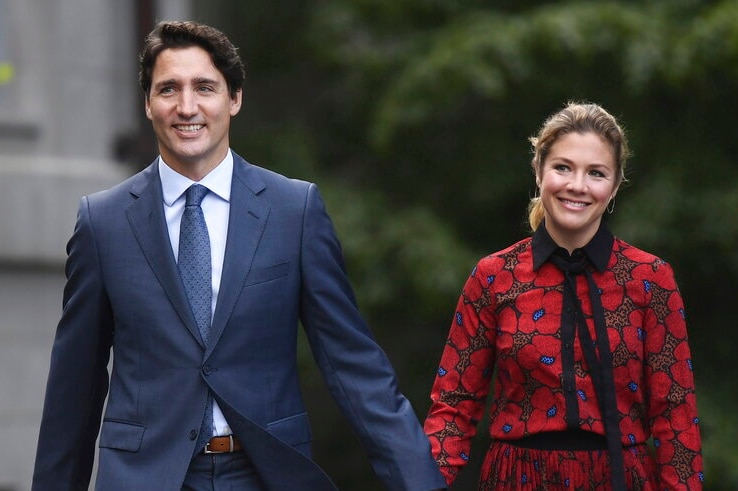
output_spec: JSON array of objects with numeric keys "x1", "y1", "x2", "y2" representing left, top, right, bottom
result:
[{"x1": 230, "y1": 89, "x2": 243, "y2": 116}]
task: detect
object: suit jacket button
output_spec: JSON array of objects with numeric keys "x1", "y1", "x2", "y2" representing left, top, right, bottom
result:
[
  {"x1": 189, "y1": 429, "x2": 198, "y2": 440},
  {"x1": 202, "y1": 365, "x2": 212, "y2": 375}
]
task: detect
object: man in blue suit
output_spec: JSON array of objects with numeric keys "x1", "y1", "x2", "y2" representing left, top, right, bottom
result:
[{"x1": 32, "y1": 21, "x2": 445, "y2": 491}]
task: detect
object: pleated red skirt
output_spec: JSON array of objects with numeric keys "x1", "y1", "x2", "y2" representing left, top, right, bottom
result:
[{"x1": 478, "y1": 440, "x2": 659, "y2": 490}]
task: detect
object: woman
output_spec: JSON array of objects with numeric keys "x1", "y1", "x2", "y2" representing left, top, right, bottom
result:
[{"x1": 423, "y1": 102, "x2": 703, "y2": 490}]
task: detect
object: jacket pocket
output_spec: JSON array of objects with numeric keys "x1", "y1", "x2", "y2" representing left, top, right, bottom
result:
[
  {"x1": 244, "y1": 260, "x2": 290, "y2": 287},
  {"x1": 99, "y1": 419, "x2": 145, "y2": 452},
  {"x1": 266, "y1": 412, "x2": 312, "y2": 455}
]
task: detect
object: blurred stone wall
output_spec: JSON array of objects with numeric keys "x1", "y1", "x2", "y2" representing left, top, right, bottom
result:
[{"x1": 0, "y1": 0, "x2": 191, "y2": 488}]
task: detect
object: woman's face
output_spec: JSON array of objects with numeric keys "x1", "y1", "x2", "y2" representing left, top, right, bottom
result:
[{"x1": 538, "y1": 131, "x2": 619, "y2": 252}]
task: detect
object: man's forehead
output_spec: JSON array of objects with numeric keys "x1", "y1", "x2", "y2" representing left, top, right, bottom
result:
[{"x1": 152, "y1": 46, "x2": 221, "y2": 78}]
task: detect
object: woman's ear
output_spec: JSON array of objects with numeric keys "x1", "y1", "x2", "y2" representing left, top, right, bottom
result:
[{"x1": 611, "y1": 184, "x2": 620, "y2": 200}]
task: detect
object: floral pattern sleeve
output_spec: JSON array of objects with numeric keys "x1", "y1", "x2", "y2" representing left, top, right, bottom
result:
[
  {"x1": 639, "y1": 258, "x2": 703, "y2": 489},
  {"x1": 424, "y1": 258, "x2": 499, "y2": 485}
]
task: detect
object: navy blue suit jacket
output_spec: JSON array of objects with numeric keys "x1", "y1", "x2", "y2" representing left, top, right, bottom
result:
[{"x1": 32, "y1": 153, "x2": 445, "y2": 491}]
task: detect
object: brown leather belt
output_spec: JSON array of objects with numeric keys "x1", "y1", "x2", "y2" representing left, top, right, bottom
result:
[{"x1": 204, "y1": 435, "x2": 243, "y2": 454}]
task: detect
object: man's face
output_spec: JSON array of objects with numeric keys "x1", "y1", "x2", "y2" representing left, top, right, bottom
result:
[{"x1": 145, "y1": 46, "x2": 242, "y2": 180}]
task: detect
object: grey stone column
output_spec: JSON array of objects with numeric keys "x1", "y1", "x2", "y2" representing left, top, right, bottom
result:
[{"x1": 0, "y1": 0, "x2": 191, "y2": 489}]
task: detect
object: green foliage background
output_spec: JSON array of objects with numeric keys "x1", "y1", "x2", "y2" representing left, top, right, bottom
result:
[{"x1": 196, "y1": 1, "x2": 737, "y2": 488}]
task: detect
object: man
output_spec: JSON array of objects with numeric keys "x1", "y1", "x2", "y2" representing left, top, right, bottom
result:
[{"x1": 32, "y1": 21, "x2": 445, "y2": 491}]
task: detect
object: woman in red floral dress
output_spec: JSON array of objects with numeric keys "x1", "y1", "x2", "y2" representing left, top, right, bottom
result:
[{"x1": 423, "y1": 102, "x2": 703, "y2": 490}]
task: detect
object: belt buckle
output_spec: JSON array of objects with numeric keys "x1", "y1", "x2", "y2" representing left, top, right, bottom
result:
[{"x1": 203, "y1": 435, "x2": 234, "y2": 454}]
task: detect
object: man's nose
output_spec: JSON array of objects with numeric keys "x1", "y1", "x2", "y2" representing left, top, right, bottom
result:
[{"x1": 177, "y1": 90, "x2": 198, "y2": 117}]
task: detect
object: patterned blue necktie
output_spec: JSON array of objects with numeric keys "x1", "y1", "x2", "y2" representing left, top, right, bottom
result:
[{"x1": 178, "y1": 183, "x2": 213, "y2": 451}]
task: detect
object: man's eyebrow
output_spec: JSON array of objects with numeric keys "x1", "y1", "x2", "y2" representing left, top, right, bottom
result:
[
  {"x1": 152, "y1": 79, "x2": 178, "y2": 90},
  {"x1": 193, "y1": 77, "x2": 221, "y2": 85},
  {"x1": 152, "y1": 77, "x2": 222, "y2": 89}
]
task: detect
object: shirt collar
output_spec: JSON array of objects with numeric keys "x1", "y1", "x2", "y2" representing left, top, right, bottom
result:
[
  {"x1": 532, "y1": 220, "x2": 614, "y2": 272},
  {"x1": 159, "y1": 150, "x2": 233, "y2": 206}
]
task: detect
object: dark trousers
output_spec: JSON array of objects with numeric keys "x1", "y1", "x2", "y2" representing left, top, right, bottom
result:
[{"x1": 182, "y1": 451, "x2": 265, "y2": 490}]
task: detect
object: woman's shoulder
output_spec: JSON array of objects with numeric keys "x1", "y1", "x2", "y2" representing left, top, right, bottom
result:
[
  {"x1": 612, "y1": 237, "x2": 677, "y2": 279},
  {"x1": 473, "y1": 237, "x2": 533, "y2": 271},
  {"x1": 613, "y1": 236, "x2": 662, "y2": 262}
]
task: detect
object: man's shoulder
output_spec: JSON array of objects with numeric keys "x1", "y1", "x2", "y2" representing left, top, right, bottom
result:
[
  {"x1": 85, "y1": 161, "x2": 157, "y2": 207},
  {"x1": 233, "y1": 152, "x2": 314, "y2": 194}
]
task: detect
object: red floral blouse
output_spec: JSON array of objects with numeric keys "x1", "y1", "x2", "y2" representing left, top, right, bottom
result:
[{"x1": 424, "y1": 224, "x2": 703, "y2": 489}]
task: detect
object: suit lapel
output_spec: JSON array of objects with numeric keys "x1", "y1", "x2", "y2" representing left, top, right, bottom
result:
[
  {"x1": 207, "y1": 155, "x2": 269, "y2": 356},
  {"x1": 125, "y1": 162, "x2": 204, "y2": 347}
]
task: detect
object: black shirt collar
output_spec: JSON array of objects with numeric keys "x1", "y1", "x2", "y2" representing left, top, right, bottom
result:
[{"x1": 532, "y1": 221, "x2": 614, "y2": 272}]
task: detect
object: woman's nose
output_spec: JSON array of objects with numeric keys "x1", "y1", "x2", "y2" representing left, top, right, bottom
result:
[{"x1": 566, "y1": 172, "x2": 587, "y2": 192}]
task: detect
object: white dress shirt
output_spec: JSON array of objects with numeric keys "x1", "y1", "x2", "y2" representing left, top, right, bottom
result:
[{"x1": 159, "y1": 151, "x2": 233, "y2": 437}]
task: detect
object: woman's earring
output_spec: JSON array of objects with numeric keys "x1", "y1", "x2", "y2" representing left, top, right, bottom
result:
[{"x1": 607, "y1": 199, "x2": 615, "y2": 214}]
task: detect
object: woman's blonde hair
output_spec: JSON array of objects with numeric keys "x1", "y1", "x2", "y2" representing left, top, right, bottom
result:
[{"x1": 527, "y1": 102, "x2": 630, "y2": 230}]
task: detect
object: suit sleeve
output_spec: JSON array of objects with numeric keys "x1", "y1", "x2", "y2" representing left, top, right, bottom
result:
[
  {"x1": 32, "y1": 197, "x2": 113, "y2": 491},
  {"x1": 297, "y1": 184, "x2": 446, "y2": 491}
]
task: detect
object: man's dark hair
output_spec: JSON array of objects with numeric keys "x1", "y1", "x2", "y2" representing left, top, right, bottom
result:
[{"x1": 139, "y1": 21, "x2": 245, "y2": 99}]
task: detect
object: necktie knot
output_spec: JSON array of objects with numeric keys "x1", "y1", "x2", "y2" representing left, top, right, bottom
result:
[
  {"x1": 567, "y1": 261, "x2": 586, "y2": 275},
  {"x1": 185, "y1": 184, "x2": 209, "y2": 207}
]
